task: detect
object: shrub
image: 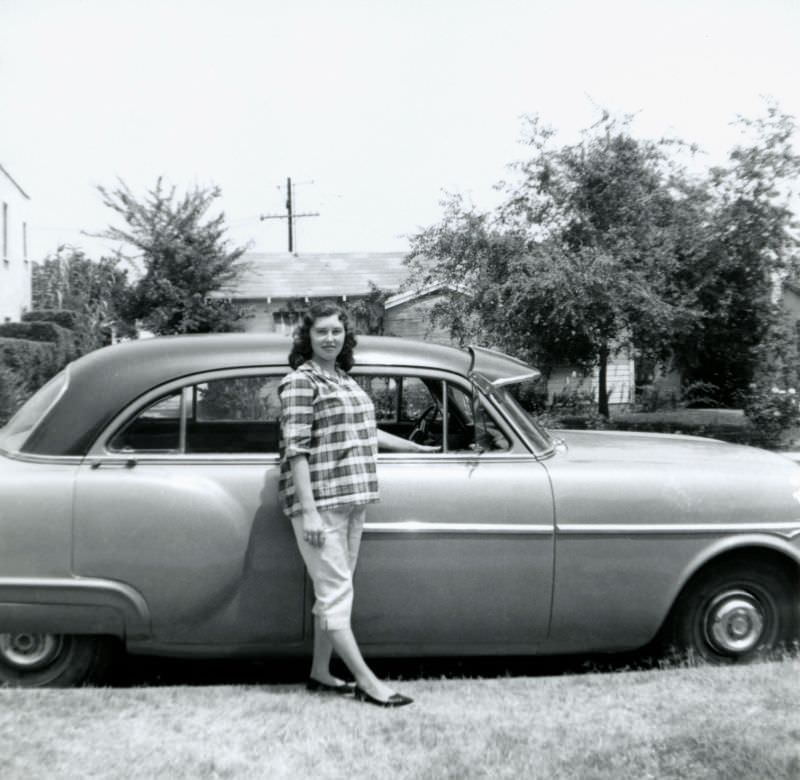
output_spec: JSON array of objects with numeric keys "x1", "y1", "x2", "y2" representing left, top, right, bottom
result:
[
  {"x1": 681, "y1": 381, "x2": 723, "y2": 408},
  {"x1": 741, "y1": 384, "x2": 800, "y2": 448},
  {"x1": 0, "y1": 364, "x2": 27, "y2": 426},
  {"x1": 738, "y1": 312, "x2": 800, "y2": 449}
]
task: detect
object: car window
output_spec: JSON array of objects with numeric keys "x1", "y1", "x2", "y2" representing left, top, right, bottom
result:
[
  {"x1": 356, "y1": 374, "x2": 509, "y2": 453},
  {"x1": 0, "y1": 370, "x2": 68, "y2": 452},
  {"x1": 187, "y1": 376, "x2": 281, "y2": 453},
  {"x1": 447, "y1": 383, "x2": 510, "y2": 452},
  {"x1": 108, "y1": 391, "x2": 183, "y2": 452},
  {"x1": 108, "y1": 375, "x2": 282, "y2": 455}
]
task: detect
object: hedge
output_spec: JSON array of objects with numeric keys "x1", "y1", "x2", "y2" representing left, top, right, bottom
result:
[
  {"x1": 549, "y1": 414, "x2": 755, "y2": 446},
  {"x1": 0, "y1": 337, "x2": 60, "y2": 394},
  {"x1": 0, "y1": 363, "x2": 27, "y2": 426},
  {"x1": 22, "y1": 308, "x2": 82, "y2": 330},
  {"x1": 0, "y1": 321, "x2": 78, "y2": 369}
]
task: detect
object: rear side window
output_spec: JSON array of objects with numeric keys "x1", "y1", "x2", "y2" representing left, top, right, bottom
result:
[
  {"x1": 108, "y1": 374, "x2": 282, "y2": 455},
  {"x1": 0, "y1": 370, "x2": 68, "y2": 452},
  {"x1": 109, "y1": 391, "x2": 182, "y2": 452}
]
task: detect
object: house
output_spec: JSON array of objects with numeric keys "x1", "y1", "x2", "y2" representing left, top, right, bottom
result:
[
  {"x1": 0, "y1": 164, "x2": 32, "y2": 322},
  {"x1": 220, "y1": 252, "x2": 635, "y2": 406}
]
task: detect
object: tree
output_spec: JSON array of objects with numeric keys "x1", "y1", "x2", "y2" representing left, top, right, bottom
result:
[
  {"x1": 97, "y1": 179, "x2": 249, "y2": 335},
  {"x1": 31, "y1": 245, "x2": 134, "y2": 349},
  {"x1": 347, "y1": 283, "x2": 390, "y2": 335},
  {"x1": 672, "y1": 104, "x2": 800, "y2": 403},
  {"x1": 408, "y1": 114, "x2": 702, "y2": 417}
]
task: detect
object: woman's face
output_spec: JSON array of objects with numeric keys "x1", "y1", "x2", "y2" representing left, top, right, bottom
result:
[{"x1": 309, "y1": 313, "x2": 346, "y2": 364}]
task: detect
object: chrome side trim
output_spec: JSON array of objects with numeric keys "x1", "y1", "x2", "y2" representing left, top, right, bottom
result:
[
  {"x1": 558, "y1": 522, "x2": 800, "y2": 539},
  {"x1": 85, "y1": 455, "x2": 281, "y2": 466},
  {"x1": 365, "y1": 521, "x2": 553, "y2": 534}
]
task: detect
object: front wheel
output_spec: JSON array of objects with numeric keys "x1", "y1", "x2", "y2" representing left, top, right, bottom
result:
[
  {"x1": 0, "y1": 633, "x2": 117, "y2": 687},
  {"x1": 665, "y1": 560, "x2": 797, "y2": 663}
]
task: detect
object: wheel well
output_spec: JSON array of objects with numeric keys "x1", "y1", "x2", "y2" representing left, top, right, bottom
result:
[
  {"x1": 688, "y1": 546, "x2": 799, "y2": 590},
  {"x1": 658, "y1": 546, "x2": 800, "y2": 640}
]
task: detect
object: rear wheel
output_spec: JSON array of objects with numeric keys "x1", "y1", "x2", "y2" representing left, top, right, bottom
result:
[
  {"x1": 0, "y1": 633, "x2": 117, "y2": 687},
  {"x1": 665, "y1": 560, "x2": 797, "y2": 663}
]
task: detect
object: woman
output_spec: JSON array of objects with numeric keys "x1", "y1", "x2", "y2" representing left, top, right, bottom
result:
[{"x1": 278, "y1": 301, "x2": 434, "y2": 707}]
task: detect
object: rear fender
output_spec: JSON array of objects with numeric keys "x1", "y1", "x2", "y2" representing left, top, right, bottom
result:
[{"x1": 0, "y1": 577, "x2": 151, "y2": 638}]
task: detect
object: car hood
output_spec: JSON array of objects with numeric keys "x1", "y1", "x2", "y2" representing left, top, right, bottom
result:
[
  {"x1": 544, "y1": 429, "x2": 800, "y2": 529},
  {"x1": 552, "y1": 428, "x2": 794, "y2": 470}
]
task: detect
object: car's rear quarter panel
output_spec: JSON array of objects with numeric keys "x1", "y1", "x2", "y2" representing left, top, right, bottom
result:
[{"x1": 0, "y1": 456, "x2": 77, "y2": 577}]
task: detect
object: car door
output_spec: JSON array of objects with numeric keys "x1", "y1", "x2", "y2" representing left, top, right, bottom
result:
[
  {"x1": 351, "y1": 369, "x2": 555, "y2": 651},
  {"x1": 72, "y1": 370, "x2": 306, "y2": 647}
]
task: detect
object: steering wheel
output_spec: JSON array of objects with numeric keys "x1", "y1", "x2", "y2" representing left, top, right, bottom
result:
[{"x1": 408, "y1": 402, "x2": 440, "y2": 443}]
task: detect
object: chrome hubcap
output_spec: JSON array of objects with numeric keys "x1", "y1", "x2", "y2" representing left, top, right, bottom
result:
[
  {"x1": 0, "y1": 633, "x2": 64, "y2": 670},
  {"x1": 705, "y1": 590, "x2": 765, "y2": 654}
]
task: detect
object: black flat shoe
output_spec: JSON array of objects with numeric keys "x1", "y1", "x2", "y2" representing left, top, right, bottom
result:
[
  {"x1": 354, "y1": 686, "x2": 414, "y2": 707},
  {"x1": 306, "y1": 677, "x2": 355, "y2": 694}
]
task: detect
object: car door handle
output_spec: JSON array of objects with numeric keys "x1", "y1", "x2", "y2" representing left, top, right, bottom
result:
[{"x1": 89, "y1": 458, "x2": 138, "y2": 469}]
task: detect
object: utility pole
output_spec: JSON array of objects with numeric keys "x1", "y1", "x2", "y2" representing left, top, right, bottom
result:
[{"x1": 260, "y1": 177, "x2": 320, "y2": 253}]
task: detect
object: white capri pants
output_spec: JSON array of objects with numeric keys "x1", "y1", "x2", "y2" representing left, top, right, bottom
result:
[{"x1": 291, "y1": 505, "x2": 366, "y2": 631}]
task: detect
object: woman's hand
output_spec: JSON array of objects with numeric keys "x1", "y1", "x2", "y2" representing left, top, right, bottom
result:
[
  {"x1": 413, "y1": 443, "x2": 441, "y2": 453},
  {"x1": 301, "y1": 509, "x2": 326, "y2": 548}
]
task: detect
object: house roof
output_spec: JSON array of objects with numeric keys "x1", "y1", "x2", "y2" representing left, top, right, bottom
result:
[
  {"x1": 0, "y1": 163, "x2": 31, "y2": 200},
  {"x1": 219, "y1": 252, "x2": 412, "y2": 300},
  {"x1": 385, "y1": 282, "x2": 471, "y2": 309}
]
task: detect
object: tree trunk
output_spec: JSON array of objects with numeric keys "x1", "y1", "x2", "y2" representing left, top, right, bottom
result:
[{"x1": 598, "y1": 344, "x2": 610, "y2": 418}]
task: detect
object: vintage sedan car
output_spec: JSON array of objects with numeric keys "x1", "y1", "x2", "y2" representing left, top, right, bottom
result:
[{"x1": 0, "y1": 333, "x2": 799, "y2": 687}]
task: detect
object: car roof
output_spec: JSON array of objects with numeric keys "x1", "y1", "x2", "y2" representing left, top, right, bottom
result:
[{"x1": 23, "y1": 333, "x2": 532, "y2": 456}]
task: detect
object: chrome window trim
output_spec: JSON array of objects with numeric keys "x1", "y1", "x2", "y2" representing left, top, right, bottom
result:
[
  {"x1": 557, "y1": 522, "x2": 800, "y2": 539},
  {"x1": 377, "y1": 452, "x2": 538, "y2": 463},
  {"x1": 0, "y1": 450, "x2": 83, "y2": 465},
  {"x1": 179, "y1": 386, "x2": 190, "y2": 453},
  {"x1": 365, "y1": 521, "x2": 553, "y2": 535}
]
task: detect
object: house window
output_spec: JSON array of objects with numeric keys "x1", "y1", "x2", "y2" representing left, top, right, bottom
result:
[
  {"x1": 2, "y1": 202, "x2": 7, "y2": 262},
  {"x1": 272, "y1": 310, "x2": 299, "y2": 336}
]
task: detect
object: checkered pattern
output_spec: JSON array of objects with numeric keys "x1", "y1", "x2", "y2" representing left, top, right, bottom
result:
[{"x1": 278, "y1": 361, "x2": 379, "y2": 518}]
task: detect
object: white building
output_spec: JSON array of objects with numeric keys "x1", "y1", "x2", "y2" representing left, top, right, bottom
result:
[{"x1": 0, "y1": 164, "x2": 32, "y2": 322}]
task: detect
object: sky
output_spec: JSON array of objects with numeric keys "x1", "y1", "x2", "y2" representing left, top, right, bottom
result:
[{"x1": 1, "y1": 0, "x2": 799, "y2": 263}]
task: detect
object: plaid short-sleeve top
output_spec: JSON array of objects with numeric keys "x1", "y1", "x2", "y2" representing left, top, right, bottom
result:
[{"x1": 278, "y1": 360, "x2": 379, "y2": 518}]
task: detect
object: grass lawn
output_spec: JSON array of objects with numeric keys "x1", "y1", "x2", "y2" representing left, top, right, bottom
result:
[{"x1": 1, "y1": 657, "x2": 798, "y2": 779}]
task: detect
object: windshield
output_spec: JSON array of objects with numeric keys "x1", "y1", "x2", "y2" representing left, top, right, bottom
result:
[{"x1": 0, "y1": 370, "x2": 69, "y2": 453}]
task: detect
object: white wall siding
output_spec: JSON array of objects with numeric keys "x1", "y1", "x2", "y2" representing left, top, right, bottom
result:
[
  {"x1": 547, "y1": 354, "x2": 635, "y2": 407},
  {"x1": 0, "y1": 168, "x2": 32, "y2": 322}
]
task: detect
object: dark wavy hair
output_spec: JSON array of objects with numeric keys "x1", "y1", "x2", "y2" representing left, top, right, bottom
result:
[{"x1": 288, "y1": 300, "x2": 358, "y2": 371}]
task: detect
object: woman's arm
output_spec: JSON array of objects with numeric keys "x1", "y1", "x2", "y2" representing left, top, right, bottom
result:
[
  {"x1": 377, "y1": 429, "x2": 440, "y2": 453},
  {"x1": 289, "y1": 454, "x2": 326, "y2": 547}
]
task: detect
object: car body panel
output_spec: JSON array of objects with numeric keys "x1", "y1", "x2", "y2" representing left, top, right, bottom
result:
[
  {"x1": 354, "y1": 453, "x2": 555, "y2": 648},
  {"x1": 542, "y1": 429, "x2": 800, "y2": 649},
  {"x1": 73, "y1": 456, "x2": 305, "y2": 644},
  {"x1": 0, "y1": 456, "x2": 77, "y2": 577}
]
